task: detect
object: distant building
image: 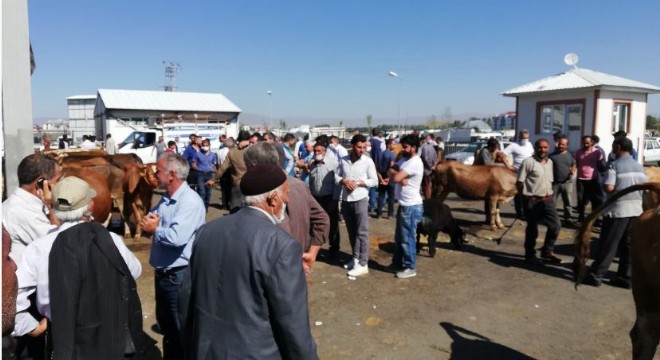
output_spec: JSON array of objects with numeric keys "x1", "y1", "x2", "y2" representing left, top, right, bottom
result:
[
  {"x1": 503, "y1": 67, "x2": 660, "y2": 158},
  {"x1": 67, "y1": 95, "x2": 96, "y2": 143}
]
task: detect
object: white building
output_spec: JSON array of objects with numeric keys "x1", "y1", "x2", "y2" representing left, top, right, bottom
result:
[
  {"x1": 67, "y1": 95, "x2": 96, "y2": 142},
  {"x1": 503, "y1": 66, "x2": 660, "y2": 158}
]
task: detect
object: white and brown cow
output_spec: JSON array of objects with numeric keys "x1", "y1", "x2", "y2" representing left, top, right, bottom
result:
[
  {"x1": 432, "y1": 161, "x2": 517, "y2": 230},
  {"x1": 574, "y1": 182, "x2": 660, "y2": 360}
]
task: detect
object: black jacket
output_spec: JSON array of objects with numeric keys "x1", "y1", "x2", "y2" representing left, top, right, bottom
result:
[{"x1": 49, "y1": 222, "x2": 144, "y2": 360}]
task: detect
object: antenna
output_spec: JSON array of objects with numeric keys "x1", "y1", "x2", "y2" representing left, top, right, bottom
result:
[
  {"x1": 163, "y1": 61, "x2": 182, "y2": 92},
  {"x1": 563, "y1": 53, "x2": 579, "y2": 69}
]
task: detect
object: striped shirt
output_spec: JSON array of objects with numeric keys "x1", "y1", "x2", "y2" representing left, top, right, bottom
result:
[{"x1": 603, "y1": 155, "x2": 647, "y2": 218}]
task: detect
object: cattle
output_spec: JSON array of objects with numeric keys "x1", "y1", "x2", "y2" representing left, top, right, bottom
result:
[
  {"x1": 644, "y1": 167, "x2": 660, "y2": 209},
  {"x1": 432, "y1": 161, "x2": 517, "y2": 230},
  {"x1": 416, "y1": 198, "x2": 466, "y2": 257},
  {"x1": 122, "y1": 162, "x2": 158, "y2": 240},
  {"x1": 60, "y1": 167, "x2": 112, "y2": 223},
  {"x1": 574, "y1": 182, "x2": 660, "y2": 360},
  {"x1": 57, "y1": 153, "x2": 156, "y2": 240}
]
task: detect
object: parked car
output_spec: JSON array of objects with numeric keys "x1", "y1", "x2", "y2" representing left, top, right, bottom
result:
[
  {"x1": 643, "y1": 138, "x2": 660, "y2": 165},
  {"x1": 445, "y1": 141, "x2": 510, "y2": 165}
]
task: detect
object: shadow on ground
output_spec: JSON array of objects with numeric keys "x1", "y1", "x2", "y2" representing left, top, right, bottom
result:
[{"x1": 439, "y1": 322, "x2": 534, "y2": 360}]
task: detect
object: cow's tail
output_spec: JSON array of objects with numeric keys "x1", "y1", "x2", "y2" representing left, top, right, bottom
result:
[{"x1": 573, "y1": 182, "x2": 660, "y2": 289}]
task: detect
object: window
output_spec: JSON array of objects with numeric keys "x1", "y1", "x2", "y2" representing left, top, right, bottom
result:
[
  {"x1": 612, "y1": 102, "x2": 630, "y2": 133},
  {"x1": 537, "y1": 101, "x2": 584, "y2": 135}
]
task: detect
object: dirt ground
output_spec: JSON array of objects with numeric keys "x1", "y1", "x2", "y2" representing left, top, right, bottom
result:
[{"x1": 125, "y1": 189, "x2": 656, "y2": 360}]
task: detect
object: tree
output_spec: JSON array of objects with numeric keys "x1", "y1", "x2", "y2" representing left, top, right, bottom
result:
[
  {"x1": 442, "y1": 106, "x2": 453, "y2": 123},
  {"x1": 425, "y1": 115, "x2": 439, "y2": 130},
  {"x1": 647, "y1": 115, "x2": 660, "y2": 131},
  {"x1": 279, "y1": 119, "x2": 287, "y2": 130},
  {"x1": 339, "y1": 120, "x2": 344, "y2": 128},
  {"x1": 452, "y1": 120, "x2": 465, "y2": 128}
]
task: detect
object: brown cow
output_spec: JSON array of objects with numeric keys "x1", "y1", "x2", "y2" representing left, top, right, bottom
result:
[
  {"x1": 644, "y1": 167, "x2": 660, "y2": 209},
  {"x1": 432, "y1": 161, "x2": 517, "y2": 230},
  {"x1": 122, "y1": 163, "x2": 158, "y2": 240},
  {"x1": 574, "y1": 182, "x2": 660, "y2": 360},
  {"x1": 60, "y1": 167, "x2": 112, "y2": 223}
]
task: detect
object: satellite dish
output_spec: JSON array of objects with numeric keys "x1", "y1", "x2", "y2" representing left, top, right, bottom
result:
[{"x1": 564, "y1": 53, "x2": 579, "y2": 68}]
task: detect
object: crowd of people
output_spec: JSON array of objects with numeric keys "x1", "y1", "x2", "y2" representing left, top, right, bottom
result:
[{"x1": 1, "y1": 126, "x2": 648, "y2": 358}]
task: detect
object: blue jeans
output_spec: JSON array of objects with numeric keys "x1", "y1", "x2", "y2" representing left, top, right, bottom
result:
[
  {"x1": 368, "y1": 186, "x2": 378, "y2": 211},
  {"x1": 196, "y1": 171, "x2": 213, "y2": 211},
  {"x1": 155, "y1": 267, "x2": 186, "y2": 360},
  {"x1": 393, "y1": 204, "x2": 423, "y2": 270}
]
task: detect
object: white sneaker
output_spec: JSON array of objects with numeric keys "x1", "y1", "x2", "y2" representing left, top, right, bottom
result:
[
  {"x1": 347, "y1": 263, "x2": 369, "y2": 277},
  {"x1": 343, "y1": 258, "x2": 358, "y2": 270},
  {"x1": 396, "y1": 268, "x2": 417, "y2": 279}
]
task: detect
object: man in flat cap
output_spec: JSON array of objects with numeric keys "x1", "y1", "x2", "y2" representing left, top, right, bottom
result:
[
  {"x1": 12, "y1": 176, "x2": 142, "y2": 359},
  {"x1": 179, "y1": 164, "x2": 318, "y2": 360}
]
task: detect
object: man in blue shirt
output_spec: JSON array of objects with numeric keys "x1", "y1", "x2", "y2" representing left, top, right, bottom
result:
[
  {"x1": 140, "y1": 153, "x2": 205, "y2": 360},
  {"x1": 376, "y1": 139, "x2": 396, "y2": 219},
  {"x1": 182, "y1": 134, "x2": 201, "y2": 189}
]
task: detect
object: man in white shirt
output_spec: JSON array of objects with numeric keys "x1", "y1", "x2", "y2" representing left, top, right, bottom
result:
[
  {"x1": 328, "y1": 135, "x2": 349, "y2": 163},
  {"x1": 105, "y1": 133, "x2": 117, "y2": 155},
  {"x1": 504, "y1": 129, "x2": 535, "y2": 219},
  {"x1": 11, "y1": 176, "x2": 141, "y2": 355},
  {"x1": 335, "y1": 134, "x2": 378, "y2": 277},
  {"x1": 388, "y1": 134, "x2": 424, "y2": 278},
  {"x1": 80, "y1": 135, "x2": 97, "y2": 150},
  {"x1": 2, "y1": 154, "x2": 61, "y2": 263}
]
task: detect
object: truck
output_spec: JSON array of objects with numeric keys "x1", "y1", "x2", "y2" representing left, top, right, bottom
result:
[{"x1": 110, "y1": 119, "x2": 232, "y2": 163}]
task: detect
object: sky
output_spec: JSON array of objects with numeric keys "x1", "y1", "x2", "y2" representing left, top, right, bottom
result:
[{"x1": 28, "y1": 0, "x2": 660, "y2": 127}]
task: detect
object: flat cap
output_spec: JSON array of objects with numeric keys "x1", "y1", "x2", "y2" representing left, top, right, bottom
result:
[{"x1": 240, "y1": 164, "x2": 286, "y2": 196}]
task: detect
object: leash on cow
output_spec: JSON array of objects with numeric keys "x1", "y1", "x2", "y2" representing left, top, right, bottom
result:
[{"x1": 461, "y1": 218, "x2": 518, "y2": 245}]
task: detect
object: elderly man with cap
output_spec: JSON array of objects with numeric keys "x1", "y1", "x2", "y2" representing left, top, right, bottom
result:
[
  {"x1": 208, "y1": 130, "x2": 252, "y2": 212},
  {"x1": 140, "y1": 153, "x2": 205, "y2": 360},
  {"x1": 179, "y1": 163, "x2": 318, "y2": 359},
  {"x1": 12, "y1": 176, "x2": 142, "y2": 358}
]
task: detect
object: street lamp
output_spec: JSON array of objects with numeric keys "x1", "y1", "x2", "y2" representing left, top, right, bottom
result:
[
  {"x1": 267, "y1": 90, "x2": 273, "y2": 129},
  {"x1": 388, "y1": 71, "x2": 402, "y2": 133}
]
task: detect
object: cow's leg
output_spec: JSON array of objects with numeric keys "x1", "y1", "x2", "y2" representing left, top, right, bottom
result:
[
  {"x1": 416, "y1": 226, "x2": 423, "y2": 254},
  {"x1": 488, "y1": 196, "x2": 499, "y2": 230},
  {"x1": 631, "y1": 314, "x2": 660, "y2": 360},
  {"x1": 427, "y1": 231, "x2": 437, "y2": 258},
  {"x1": 495, "y1": 200, "x2": 504, "y2": 229},
  {"x1": 132, "y1": 201, "x2": 143, "y2": 241}
]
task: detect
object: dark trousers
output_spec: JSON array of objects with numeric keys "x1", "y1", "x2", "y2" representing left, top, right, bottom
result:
[
  {"x1": 196, "y1": 171, "x2": 213, "y2": 211},
  {"x1": 220, "y1": 171, "x2": 232, "y2": 209},
  {"x1": 552, "y1": 181, "x2": 574, "y2": 221},
  {"x1": 186, "y1": 170, "x2": 198, "y2": 191},
  {"x1": 155, "y1": 267, "x2": 186, "y2": 360},
  {"x1": 313, "y1": 194, "x2": 340, "y2": 252},
  {"x1": 376, "y1": 183, "x2": 395, "y2": 218},
  {"x1": 576, "y1": 179, "x2": 605, "y2": 221},
  {"x1": 514, "y1": 193, "x2": 524, "y2": 218},
  {"x1": 523, "y1": 196, "x2": 560, "y2": 257},
  {"x1": 589, "y1": 217, "x2": 634, "y2": 282}
]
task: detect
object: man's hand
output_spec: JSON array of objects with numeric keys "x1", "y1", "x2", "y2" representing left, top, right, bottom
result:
[
  {"x1": 140, "y1": 213, "x2": 160, "y2": 233},
  {"x1": 380, "y1": 178, "x2": 389, "y2": 186},
  {"x1": 29, "y1": 318, "x2": 48, "y2": 337},
  {"x1": 302, "y1": 254, "x2": 314, "y2": 276},
  {"x1": 342, "y1": 179, "x2": 358, "y2": 192},
  {"x1": 37, "y1": 179, "x2": 52, "y2": 207}
]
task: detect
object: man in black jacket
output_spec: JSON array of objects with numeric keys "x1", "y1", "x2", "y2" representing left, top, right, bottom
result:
[{"x1": 179, "y1": 164, "x2": 318, "y2": 359}]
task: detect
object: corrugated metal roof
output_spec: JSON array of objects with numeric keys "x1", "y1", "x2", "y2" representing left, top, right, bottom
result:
[
  {"x1": 503, "y1": 68, "x2": 660, "y2": 96},
  {"x1": 97, "y1": 89, "x2": 242, "y2": 113}
]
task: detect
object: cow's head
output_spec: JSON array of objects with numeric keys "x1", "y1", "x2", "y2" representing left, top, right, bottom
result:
[
  {"x1": 144, "y1": 163, "x2": 158, "y2": 188},
  {"x1": 124, "y1": 163, "x2": 158, "y2": 193}
]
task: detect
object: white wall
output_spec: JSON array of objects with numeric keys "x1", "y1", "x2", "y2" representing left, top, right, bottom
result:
[
  {"x1": 2, "y1": 0, "x2": 34, "y2": 194},
  {"x1": 594, "y1": 91, "x2": 647, "y2": 159}
]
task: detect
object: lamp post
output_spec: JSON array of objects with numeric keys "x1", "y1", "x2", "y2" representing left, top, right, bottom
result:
[
  {"x1": 388, "y1": 71, "x2": 402, "y2": 134},
  {"x1": 267, "y1": 90, "x2": 273, "y2": 129}
]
